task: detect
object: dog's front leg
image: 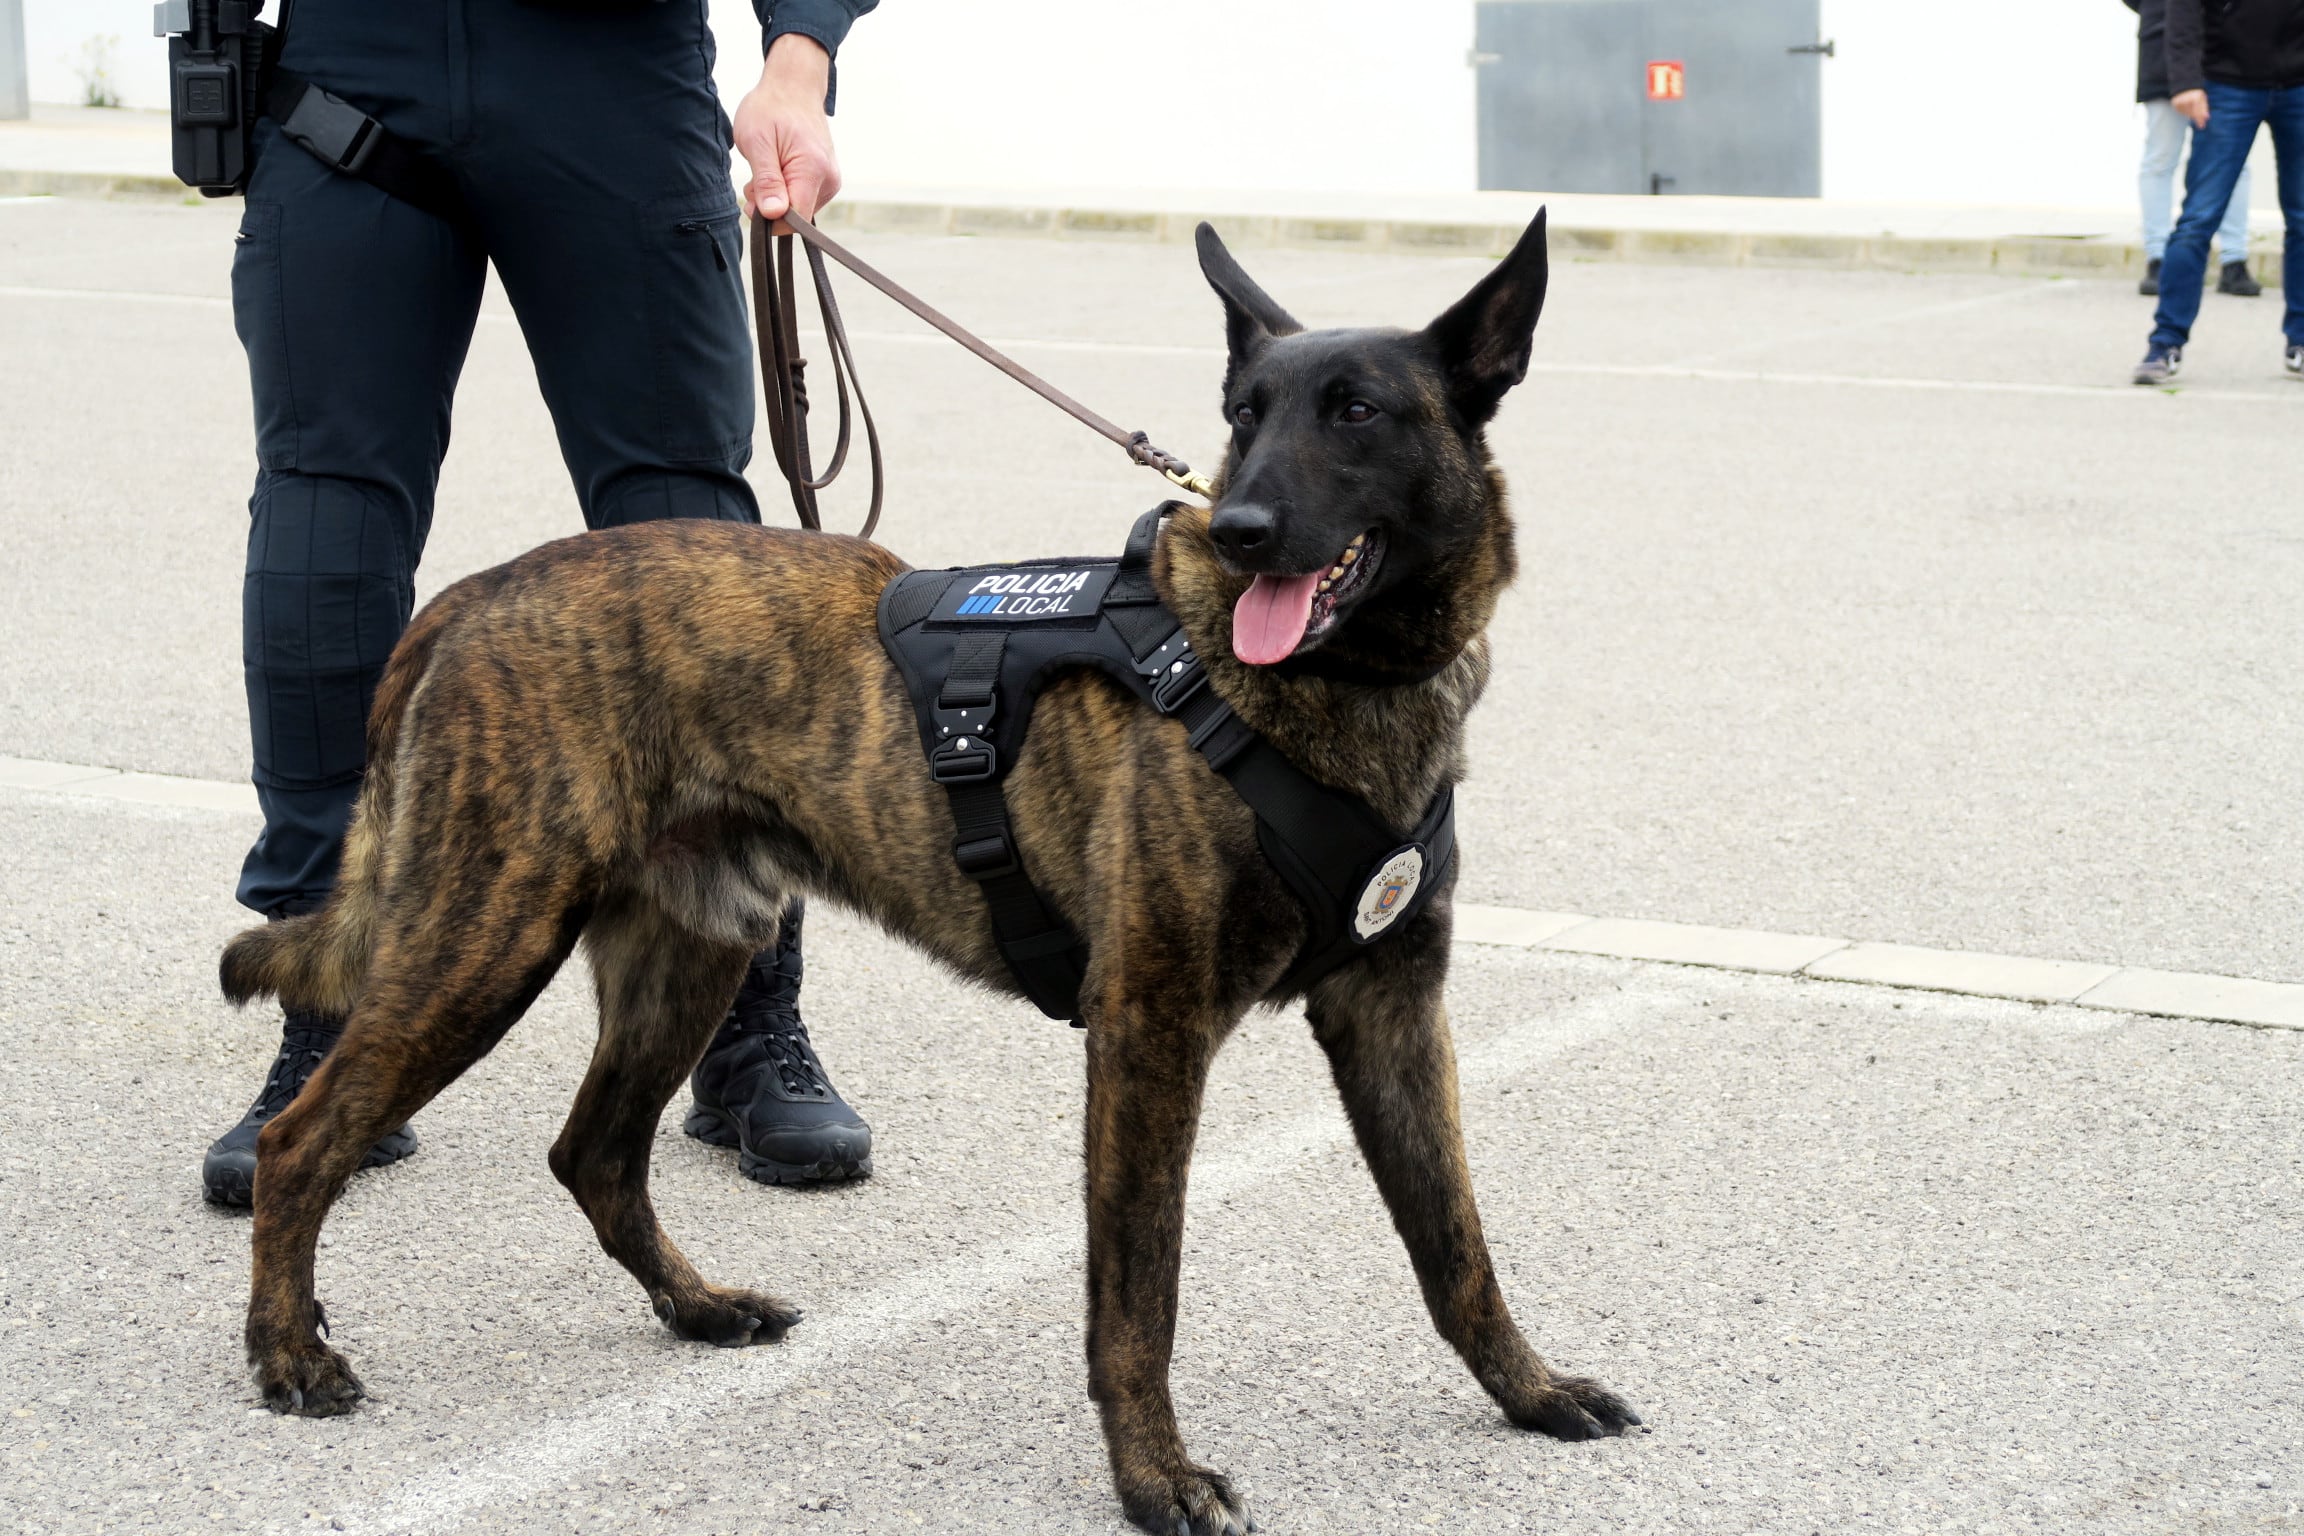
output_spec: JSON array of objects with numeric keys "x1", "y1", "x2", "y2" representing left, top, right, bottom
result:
[
  {"x1": 1081, "y1": 998, "x2": 1255, "y2": 1536},
  {"x1": 1306, "y1": 938, "x2": 1642, "y2": 1441}
]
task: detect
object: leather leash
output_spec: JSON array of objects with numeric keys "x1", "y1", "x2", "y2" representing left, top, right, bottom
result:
[{"x1": 750, "y1": 210, "x2": 1217, "y2": 541}]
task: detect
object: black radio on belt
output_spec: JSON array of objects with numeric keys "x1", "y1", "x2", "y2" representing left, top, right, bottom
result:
[{"x1": 153, "y1": 0, "x2": 275, "y2": 197}]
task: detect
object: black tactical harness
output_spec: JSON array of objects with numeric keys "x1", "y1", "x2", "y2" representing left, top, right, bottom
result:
[{"x1": 877, "y1": 506, "x2": 1455, "y2": 1024}]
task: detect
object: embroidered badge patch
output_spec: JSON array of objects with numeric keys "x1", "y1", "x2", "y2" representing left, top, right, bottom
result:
[
  {"x1": 932, "y1": 566, "x2": 1116, "y2": 623},
  {"x1": 1352, "y1": 845, "x2": 1427, "y2": 942}
]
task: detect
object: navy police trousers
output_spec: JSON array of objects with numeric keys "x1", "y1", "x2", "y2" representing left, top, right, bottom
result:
[{"x1": 232, "y1": 0, "x2": 758, "y2": 914}]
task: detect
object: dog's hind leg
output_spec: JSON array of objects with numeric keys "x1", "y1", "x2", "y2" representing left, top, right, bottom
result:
[
  {"x1": 551, "y1": 892, "x2": 802, "y2": 1349},
  {"x1": 1305, "y1": 930, "x2": 1642, "y2": 1441},
  {"x1": 247, "y1": 895, "x2": 588, "y2": 1416}
]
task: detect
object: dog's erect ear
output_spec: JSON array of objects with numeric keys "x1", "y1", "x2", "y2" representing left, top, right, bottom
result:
[
  {"x1": 1196, "y1": 222, "x2": 1302, "y2": 366},
  {"x1": 1422, "y1": 208, "x2": 1549, "y2": 426}
]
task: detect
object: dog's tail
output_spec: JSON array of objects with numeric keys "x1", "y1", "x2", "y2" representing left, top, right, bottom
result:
[{"x1": 219, "y1": 576, "x2": 487, "y2": 1014}]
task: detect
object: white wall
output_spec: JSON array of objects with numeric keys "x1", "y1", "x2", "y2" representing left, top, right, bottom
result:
[
  {"x1": 23, "y1": 0, "x2": 2271, "y2": 214},
  {"x1": 711, "y1": 0, "x2": 1482, "y2": 198},
  {"x1": 1819, "y1": 0, "x2": 2142, "y2": 208},
  {"x1": 27, "y1": 0, "x2": 163, "y2": 109}
]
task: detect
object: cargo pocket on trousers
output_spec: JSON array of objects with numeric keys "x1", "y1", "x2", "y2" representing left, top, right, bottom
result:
[
  {"x1": 645, "y1": 189, "x2": 753, "y2": 465},
  {"x1": 232, "y1": 200, "x2": 300, "y2": 471}
]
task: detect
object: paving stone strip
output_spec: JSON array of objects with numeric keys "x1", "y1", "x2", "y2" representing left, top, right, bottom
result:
[{"x1": 8, "y1": 752, "x2": 2296, "y2": 1031}]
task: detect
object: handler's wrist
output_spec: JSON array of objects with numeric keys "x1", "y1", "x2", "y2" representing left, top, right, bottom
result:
[{"x1": 762, "y1": 32, "x2": 832, "y2": 90}]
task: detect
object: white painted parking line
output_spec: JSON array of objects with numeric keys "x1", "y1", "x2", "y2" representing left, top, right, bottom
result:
[
  {"x1": 342, "y1": 987, "x2": 1655, "y2": 1534},
  {"x1": 9, "y1": 752, "x2": 2300, "y2": 1029},
  {"x1": 1452, "y1": 905, "x2": 1591, "y2": 947},
  {"x1": 1804, "y1": 941, "x2": 2118, "y2": 1004},
  {"x1": 1539, "y1": 915, "x2": 1846, "y2": 975},
  {"x1": 0, "y1": 753, "x2": 125, "y2": 790},
  {"x1": 0, "y1": 754, "x2": 256, "y2": 813},
  {"x1": 2075, "y1": 968, "x2": 2304, "y2": 1030}
]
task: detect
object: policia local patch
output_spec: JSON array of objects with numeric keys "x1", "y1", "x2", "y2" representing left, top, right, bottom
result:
[{"x1": 932, "y1": 566, "x2": 1116, "y2": 623}]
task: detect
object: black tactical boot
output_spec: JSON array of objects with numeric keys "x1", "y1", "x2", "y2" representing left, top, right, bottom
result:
[
  {"x1": 2138, "y1": 258, "x2": 2163, "y2": 296},
  {"x1": 683, "y1": 901, "x2": 872, "y2": 1185},
  {"x1": 202, "y1": 1012, "x2": 418, "y2": 1207}
]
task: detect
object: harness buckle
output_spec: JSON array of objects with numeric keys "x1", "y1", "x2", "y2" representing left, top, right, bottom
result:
[
  {"x1": 951, "y1": 830, "x2": 1019, "y2": 880},
  {"x1": 1136, "y1": 628, "x2": 1209, "y2": 715},
  {"x1": 930, "y1": 735, "x2": 998, "y2": 783}
]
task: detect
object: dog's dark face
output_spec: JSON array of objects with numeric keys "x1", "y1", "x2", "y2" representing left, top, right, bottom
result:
[{"x1": 1195, "y1": 213, "x2": 1547, "y2": 671}]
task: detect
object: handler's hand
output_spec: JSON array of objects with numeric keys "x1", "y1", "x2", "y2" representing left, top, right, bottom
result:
[
  {"x1": 735, "y1": 33, "x2": 839, "y2": 231},
  {"x1": 2173, "y1": 88, "x2": 2210, "y2": 128}
]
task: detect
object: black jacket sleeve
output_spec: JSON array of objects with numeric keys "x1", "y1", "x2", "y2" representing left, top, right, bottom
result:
[
  {"x1": 752, "y1": 0, "x2": 878, "y2": 58},
  {"x1": 748, "y1": 1, "x2": 877, "y2": 112},
  {"x1": 2163, "y1": 0, "x2": 2207, "y2": 94}
]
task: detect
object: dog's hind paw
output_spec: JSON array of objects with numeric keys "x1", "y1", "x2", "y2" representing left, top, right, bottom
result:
[
  {"x1": 1120, "y1": 1465, "x2": 1256, "y2": 1536},
  {"x1": 252, "y1": 1339, "x2": 365, "y2": 1417},
  {"x1": 1508, "y1": 1373, "x2": 1643, "y2": 1440},
  {"x1": 649, "y1": 1284, "x2": 802, "y2": 1349}
]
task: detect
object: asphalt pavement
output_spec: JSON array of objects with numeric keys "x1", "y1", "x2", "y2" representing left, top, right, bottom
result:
[{"x1": 2, "y1": 196, "x2": 2301, "y2": 1534}]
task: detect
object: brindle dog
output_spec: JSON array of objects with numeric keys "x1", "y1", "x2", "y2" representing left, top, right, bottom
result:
[{"x1": 220, "y1": 210, "x2": 1638, "y2": 1534}]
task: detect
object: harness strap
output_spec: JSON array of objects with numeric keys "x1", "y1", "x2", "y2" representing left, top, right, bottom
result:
[{"x1": 928, "y1": 630, "x2": 1091, "y2": 1023}]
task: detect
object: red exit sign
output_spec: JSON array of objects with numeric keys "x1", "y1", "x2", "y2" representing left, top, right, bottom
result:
[{"x1": 1647, "y1": 59, "x2": 1685, "y2": 100}]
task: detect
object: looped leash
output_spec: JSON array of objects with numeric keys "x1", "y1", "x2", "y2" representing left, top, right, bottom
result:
[
  {"x1": 750, "y1": 210, "x2": 1216, "y2": 541},
  {"x1": 752, "y1": 217, "x2": 884, "y2": 538}
]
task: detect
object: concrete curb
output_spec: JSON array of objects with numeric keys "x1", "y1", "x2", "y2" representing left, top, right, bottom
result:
[
  {"x1": 814, "y1": 199, "x2": 2283, "y2": 287},
  {"x1": 5, "y1": 753, "x2": 2297, "y2": 1032},
  {"x1": 3, "y1": 169, "x2": 2284, "y2": 288},
  {"x1": 1456, "y1": 904, "x2": 2304, "y2": 1032}
]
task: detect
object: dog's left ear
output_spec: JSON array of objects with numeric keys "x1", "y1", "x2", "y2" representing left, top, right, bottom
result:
[{"x1": 1422, "y1": 209, "x2": 1549, "y2": 426}]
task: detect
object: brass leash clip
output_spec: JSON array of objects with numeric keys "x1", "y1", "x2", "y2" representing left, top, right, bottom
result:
[{"x1": 1163, "y1": 466, "x2": 1217, "y2": 501}]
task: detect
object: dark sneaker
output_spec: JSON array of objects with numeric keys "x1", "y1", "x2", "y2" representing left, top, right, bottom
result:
[
  {"x1": 2131, "y1": 344, "x2": 2182, "y2": 386},
  {"x1": 2138, "y1": 257, "x2": 2163, "y2": 296},
  {"x1": 2218, "y1": 260, "x2": 2263, "y2": 296},
  {"x1": 2286, "y1": 342, "x2": 2302, "y2": 379},
  {"x1": 202, "y1": 1012, "x2": 417, "y2": 1207},
  {"x1": 684, "y1": 903, "x2": 871, "y2": 1185}
]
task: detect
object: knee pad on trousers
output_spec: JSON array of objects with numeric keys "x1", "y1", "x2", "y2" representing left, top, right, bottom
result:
[{"x1": 243, "y1": 472, "x2": 418, "y2": 790}]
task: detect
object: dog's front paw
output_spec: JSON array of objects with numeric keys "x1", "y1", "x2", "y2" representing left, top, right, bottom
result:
[
  {"x1": 1119, "y1": 1464, "x2": 1256, "y2": 1536},
  {"x1": 252, "y1": 1337, "x2": 365, "y2": 1416},
  {"x1": 649, "y1": 1284, "x2": 802, "y2": 1348},
  {"x1": 1506, "y1": 1372, "x2": 1643, "y2": 1440}
]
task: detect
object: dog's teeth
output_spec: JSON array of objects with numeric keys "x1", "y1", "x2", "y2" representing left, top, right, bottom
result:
[
  {"x1": 1328, "y1": 565, "x2": 1344, "y2": 579},
  {"x1": 1319, "y1": 579, "x2": 1333, "y2": 592},
  {"x1": 1341, "y1": 549, "x2": 1358, "y2": 565}
]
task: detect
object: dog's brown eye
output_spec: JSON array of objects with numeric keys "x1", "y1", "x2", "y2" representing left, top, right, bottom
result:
[
  {"x1": 1232, "y1": 404, "x2": 1256, "y2": 429},
  {"x1": 1341, "y1": 400, "x2": 1379, "y2": 425}
]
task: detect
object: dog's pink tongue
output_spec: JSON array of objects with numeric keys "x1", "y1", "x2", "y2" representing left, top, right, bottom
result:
[{"x1": 1232, "y1": 572, "x2": 1324, "y2": 665}]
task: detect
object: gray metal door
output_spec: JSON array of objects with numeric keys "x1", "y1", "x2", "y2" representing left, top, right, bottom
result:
[{"x1": 1474, "y1": 0, "x2": 1825, "y2": 197}]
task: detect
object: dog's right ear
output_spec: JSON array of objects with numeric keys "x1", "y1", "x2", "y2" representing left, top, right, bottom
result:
[{"x1": 1196, "y1": 222, "x2": 1302, "y2": 371}]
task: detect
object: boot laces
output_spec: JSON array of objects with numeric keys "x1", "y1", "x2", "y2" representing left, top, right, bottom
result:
[
  {"x1": 250, "y1": 1017, "x2": 339, "y2": 1121},
  {"x1": 727, "y1": 958, "x2": 831, "y2": 1101}
]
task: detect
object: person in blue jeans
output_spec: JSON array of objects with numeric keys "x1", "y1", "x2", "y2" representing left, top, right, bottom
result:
[
  {"x1": 2133, "y1": 0, "x2": 2304, "y2": 384},
  {"x1": 2125, "y1": 0, "x2": 2258, "y2": 296}
]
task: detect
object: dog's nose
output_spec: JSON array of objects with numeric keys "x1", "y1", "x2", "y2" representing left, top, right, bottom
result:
[{"x1": 1209, "y1": 502, "x2": 1280, "y2": 561}]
